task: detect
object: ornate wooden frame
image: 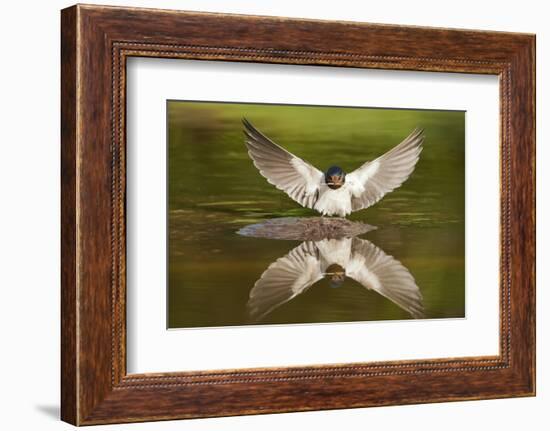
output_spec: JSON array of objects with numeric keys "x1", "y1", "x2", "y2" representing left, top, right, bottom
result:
[{"x1": 61, "y1": 4, "x2": 535, "y2": 425}]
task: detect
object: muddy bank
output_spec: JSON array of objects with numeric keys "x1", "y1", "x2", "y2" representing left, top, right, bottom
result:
[{"x1": 237, "y1": 217, "x2": 376, "y2": 241}]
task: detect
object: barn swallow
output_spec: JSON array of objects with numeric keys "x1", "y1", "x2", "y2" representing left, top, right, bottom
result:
[{"x1": 243, "y1": 119, "x2": 424, "y2": 217}]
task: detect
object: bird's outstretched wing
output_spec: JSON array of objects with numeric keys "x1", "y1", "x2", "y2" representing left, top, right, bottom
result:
[
  {"x1": 247, "y1": 242, "x2": 323, "y2": 322},
  {"x1": 243, "y1": 119, "x2": 324, "y2": 209},
  {"x1": 346, "y1": 128, "x2": 424, "y2": 212},
  {"x1": 346, "y1": 238, "x2": 424, "y2": 318}
]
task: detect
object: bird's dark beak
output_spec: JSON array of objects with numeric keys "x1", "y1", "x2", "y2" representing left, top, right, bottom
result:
[
  {"x1": 327, "y1": 175, "x2": 344, "y2": 189},
  {"x1": 325, "y1": 264, "x2": 345, "y2": 287}
]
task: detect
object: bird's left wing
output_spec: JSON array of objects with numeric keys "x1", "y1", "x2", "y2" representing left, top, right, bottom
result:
[
  {"x1": 346, "y1": 238, "x2": 424, "y2": 318},
  {"x1": 247, "y1": 241, "x2": 323, "y2": 322},
  {"x1": 243, "y1": 119, "x2": 324, "y2": 209},
  {"x1": 346, "y1": 128, "x2": 424, "y2": 212}
]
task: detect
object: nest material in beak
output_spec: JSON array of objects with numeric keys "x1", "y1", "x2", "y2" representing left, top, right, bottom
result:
[{"x1": 327, "y1": 175, "x2": 344, "y2": 189}]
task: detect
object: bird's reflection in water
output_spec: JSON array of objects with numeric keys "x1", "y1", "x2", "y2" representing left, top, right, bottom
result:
[{"x1": 247, "y1": 237, "x2": 424, "y2": 322}]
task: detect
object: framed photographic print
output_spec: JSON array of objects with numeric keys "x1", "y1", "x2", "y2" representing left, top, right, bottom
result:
[{"x1": 61, "y1": 4, "x2": 535, "y2": 425}]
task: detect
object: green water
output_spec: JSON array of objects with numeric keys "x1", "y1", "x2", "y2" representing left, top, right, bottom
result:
[{"x1": 167, "y1": 101, "x2": 465, "y2": 328}]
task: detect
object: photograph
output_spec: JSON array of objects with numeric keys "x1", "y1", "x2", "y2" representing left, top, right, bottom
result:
[
  {"x1": 0, "y1": 0, "x2": 540, "y2": 427},
  {"x1": 167, "y1": 101, "x2": 466, "y2": 328}
]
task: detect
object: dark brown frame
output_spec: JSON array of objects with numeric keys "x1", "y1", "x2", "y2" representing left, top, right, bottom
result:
[{"x1": 61, "y1": 4, "x2": 536, "y2": 426}]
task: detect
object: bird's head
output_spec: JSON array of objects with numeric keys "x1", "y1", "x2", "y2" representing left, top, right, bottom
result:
[
  {"x1": 325, "y1": 263, "x2": 346, "y2": 288},
  {"x1": 325, "y1": 166, "x2": 346, "y2": 190}
]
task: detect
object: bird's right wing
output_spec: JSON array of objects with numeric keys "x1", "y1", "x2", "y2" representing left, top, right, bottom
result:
[
  {"x1": 247, "y1": 242, "x2": 323, "y2": 322},
  {"x1": 346, "y1": 238, "x2": 424, "y2": 318},
  {"x1": 243, "y1": 119, "x2": 324, "y2": 209}
]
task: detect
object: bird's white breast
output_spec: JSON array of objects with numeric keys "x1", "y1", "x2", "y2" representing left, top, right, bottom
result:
[
  {"x1": 314, "y1": 185, "x2": 353, "y2": 217},
  {"x1": 315, "y1": 238, "x2": 353, "y2": 268}
]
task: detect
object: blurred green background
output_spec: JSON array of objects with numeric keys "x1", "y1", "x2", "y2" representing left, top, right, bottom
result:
[{"x1": 167, "y1": 101, "x2": 465, "y2": 328}]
